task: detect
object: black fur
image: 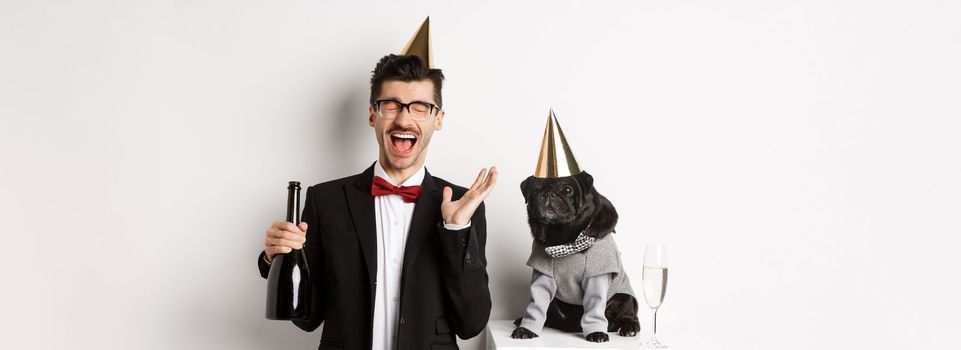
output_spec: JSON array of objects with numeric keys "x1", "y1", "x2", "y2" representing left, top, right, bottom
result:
[
  {"x1": 510, "y1": 327, "x2": 538, "y2": 339},
  {"x1": 513, "y1": 171, "x2": 640, "y2": 341},
  {"x1": 586, "y1": 332, "x2": 609, "y2": 342},
  {"x1": 520, "y1": 171, "x2": 618, "y2": 246}
]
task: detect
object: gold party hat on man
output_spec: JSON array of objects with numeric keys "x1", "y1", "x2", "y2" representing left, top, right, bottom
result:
[
  {"x1": 534, "y1": 109, "x2": 582, "y2": 178},
  {"x1": 401, "y1": 17, "x2": 434, "y2": 68}
]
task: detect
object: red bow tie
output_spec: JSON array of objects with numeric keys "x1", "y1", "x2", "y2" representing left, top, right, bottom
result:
[{"x1": 371, "y1": 176, "x2": 423, "y2": 203}]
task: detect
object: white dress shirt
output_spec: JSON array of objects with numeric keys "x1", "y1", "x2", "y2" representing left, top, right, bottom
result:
[{"x1": 371, "y1": 161, "x2": 469, "y2": 350}]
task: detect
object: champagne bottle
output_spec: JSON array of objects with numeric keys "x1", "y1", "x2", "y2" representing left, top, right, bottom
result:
[{"x1": 266, "y1": 181, "x2": 311, "y2": 320}]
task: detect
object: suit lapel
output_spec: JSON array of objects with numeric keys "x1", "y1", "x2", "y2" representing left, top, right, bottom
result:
[
  {"x1": 345, "y1": 163, "x2": 378, "y2": 285},
  {"x1": 401, "y1": 168, "x2": 440, "y2": 288}
]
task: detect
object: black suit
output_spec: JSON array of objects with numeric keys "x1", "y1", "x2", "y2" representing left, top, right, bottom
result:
[{"x1": 259, "y1": 163, "x2": 492, "y2": 350}]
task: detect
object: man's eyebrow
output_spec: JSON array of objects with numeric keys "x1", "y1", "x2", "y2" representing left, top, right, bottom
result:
[{"x1": 378, "y1": 98, "x2": 437, "y2": 105}]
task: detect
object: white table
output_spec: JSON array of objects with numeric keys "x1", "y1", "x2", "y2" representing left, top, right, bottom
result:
[{"x1": 485, "y1": 320, "x2": 646, "y2": 350}]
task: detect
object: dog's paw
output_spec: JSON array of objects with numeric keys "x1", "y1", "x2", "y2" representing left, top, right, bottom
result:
[
  {"x1": 618, "y1": 321, "x2": 640, "y2": 337},
  {"x1": 585, "y1": 332, "x2": 609, "y2": 343},
  {"x1": 511, "y1": 327, "x2": 539, "y2": 339}
]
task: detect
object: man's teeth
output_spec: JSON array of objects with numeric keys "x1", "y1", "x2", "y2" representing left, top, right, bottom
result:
[{"x1": 391, "y1": 133, "x2": 417, "y2": 139}]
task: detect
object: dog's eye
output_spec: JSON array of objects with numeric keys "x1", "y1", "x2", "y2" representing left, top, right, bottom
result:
[{"x1": 562, "y1": 186, "x2": 573, "y2": 194}]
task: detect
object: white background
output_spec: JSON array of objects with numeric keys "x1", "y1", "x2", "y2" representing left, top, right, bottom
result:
[{"x1": 2, "y1": 1, "x2": 959, "y2": 349}]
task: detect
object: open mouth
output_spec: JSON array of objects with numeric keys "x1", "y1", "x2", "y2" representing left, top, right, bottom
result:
[{"x1": 388, "y1": 132, "x2": 418, "y2": 156}]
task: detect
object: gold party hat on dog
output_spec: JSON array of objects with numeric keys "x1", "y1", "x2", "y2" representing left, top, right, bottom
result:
[
  {"x1": 534, "y1": 109, "x2": 582, "y2": 178},
  {"x1": 401, "y1": 17, "x2": 433, "y2": 68}
]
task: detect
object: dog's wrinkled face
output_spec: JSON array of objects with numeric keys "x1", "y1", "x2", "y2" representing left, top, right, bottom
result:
[
  {"x1": 521, "y1": 172, "x2": 602, "y2": 246},
  {"x1": 523, "y1": 177, "x2": 584, "y2": 225}
]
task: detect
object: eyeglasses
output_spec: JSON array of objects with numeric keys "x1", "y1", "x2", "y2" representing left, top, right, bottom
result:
[{"x1": 373, "y1": 99, "x2": 440, "y2": 122}]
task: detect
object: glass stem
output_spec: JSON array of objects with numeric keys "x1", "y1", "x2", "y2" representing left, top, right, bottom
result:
[{"x1": 652, "y1": 307, "x2": 659, "y2": 340}]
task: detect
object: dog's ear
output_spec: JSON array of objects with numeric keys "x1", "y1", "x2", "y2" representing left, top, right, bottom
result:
[
  {"x1": 586, "y1": 193, "x2": 618, "y2": 239},
  {"x1": 520, "y1": 176, "x2": 535, "y2": 203},
  {"x1": 574, "y1": 171, "x2": 594, "y2": 191}
]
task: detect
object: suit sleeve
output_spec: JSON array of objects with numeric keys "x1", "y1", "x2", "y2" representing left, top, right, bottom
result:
[
  {"x1": 436, "y1": 202, "x2": 492, "y2": 339},
  {"x1": 257, "y1": 250, "x2": 271, "y2": 279},
  {"x1": 256, "y1": 185, "x2": 327, "y2": 332}
]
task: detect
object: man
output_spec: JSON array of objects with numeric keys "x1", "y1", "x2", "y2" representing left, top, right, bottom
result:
[{"x1": 257, "y1": 49, "x2": 496, "y2": 349}]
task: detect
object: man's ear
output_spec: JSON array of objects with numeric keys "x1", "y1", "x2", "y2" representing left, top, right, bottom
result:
[
  {"x1": 434, "y1": 109, "x2": 445, "y2": 130},
  {"x1": 368, "y1": 106, "x2": 376, "y2": 127},
  {"x1": 520, "y1": 176, "x2": 535, "y2": 203}
]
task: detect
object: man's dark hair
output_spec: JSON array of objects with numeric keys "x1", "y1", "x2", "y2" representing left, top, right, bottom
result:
[{"x1": 369, "y1": 54, "x2": 445, "y2": 108}]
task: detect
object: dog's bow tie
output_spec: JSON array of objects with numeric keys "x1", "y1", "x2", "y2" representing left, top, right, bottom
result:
[
  {"x1": 544, "y1": 229, "x2": 596, "y2": 258},
  {"x1": 371, "y1": 176, "x2": 422, "y2": 203}
]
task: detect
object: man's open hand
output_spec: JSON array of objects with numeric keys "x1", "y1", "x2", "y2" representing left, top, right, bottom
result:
[{"x1": 441, "y1": 167, "x2": 498, "y2": 226}]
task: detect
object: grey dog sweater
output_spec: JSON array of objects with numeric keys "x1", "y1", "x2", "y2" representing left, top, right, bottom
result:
[{"x1": 519, "y1": 233, "x2": 634, "y2": 334}]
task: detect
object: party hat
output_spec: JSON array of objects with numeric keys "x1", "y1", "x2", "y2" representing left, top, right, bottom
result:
[
  {"x1": 401, "y1": 17, "x2": 433, "y2": 68},
  {"x1": 534, "y1": 109, "x2": 582, "y2": 178}
]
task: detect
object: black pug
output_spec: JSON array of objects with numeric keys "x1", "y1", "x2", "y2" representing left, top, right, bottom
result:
[{"x1": 511, "y1": 171, "x2": 640, "y2": 343}]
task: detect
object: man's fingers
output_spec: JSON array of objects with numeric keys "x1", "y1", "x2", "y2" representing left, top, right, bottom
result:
[
  {"x1": 285, "y1": 222, "x2": 300, "y2": 233},
  {"x1": 266, "y1": 245, "x2": 293, "y2": 256},
  {"x1": 476, "y1": 166, "x2": 497, "y2": 193},
  {"x1": 481, "y1": 167, "x2": 498, "y2": 194},
  {"x1": 265, "y1": 245, "x2": 287, "y2": 256},
  {"x1": 269, "y1": 222, "x2": 305, "y2": 235},
  {"x1": 268, "y1": 240, "x2": 304, "y2": 250},
  {"x1": 271, "y1": 221, "x2": 305, "y2": 233},
  {"x1": 462, "y1": 167, "x2": 498, "y2": 203},
  {"x1": 469, "y1": 166, "x2": 497, "y2": 200},
  {"x1": 264, "y1": 220, "x2": 308, "y2": 260},
  {"x1": 469, "y1": 168, "x2": 488, "y2": 191},
  {"x1": 265, "y1": 237, "x2": 292, "y2": 247},
  {"x1": 443, "y1": 186, "x2": 453, "y2": 203},
  {"x1": 266, "y1": 228, "x2": 285, "y2": 239},
  {"x1": 266, "y1": 228, "x2": 281, "y2": 238},
  {"x1": 447, "y1": 166, "x2": 497, "y2": 205},
  {"x1": 271, "y1": 221, "x2": 291, "y2": 230},
  {"x1": 265, "y1": 237, "x2": 304, "y2": 250},
  {"x1": 281, "y1": 230, "x2": 305, "y2": 242},
  {"x1": 267, "y1": 227, "x2": 306, "y2": 240}
]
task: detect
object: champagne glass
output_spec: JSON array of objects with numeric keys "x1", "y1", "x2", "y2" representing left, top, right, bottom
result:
[{"x1": 642, "y1": 244, "x2": 668, "y2": 348}]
